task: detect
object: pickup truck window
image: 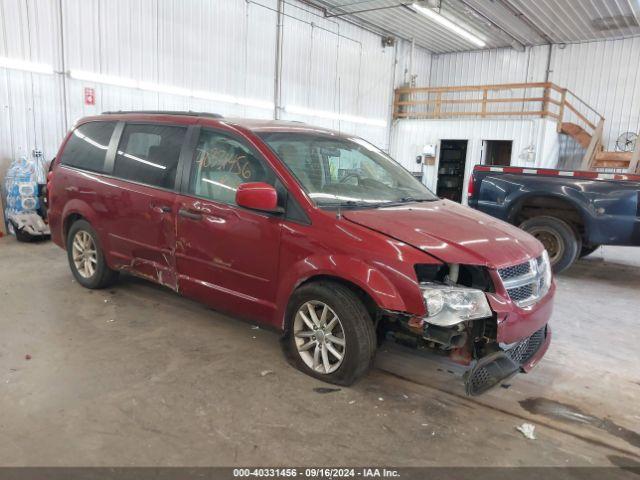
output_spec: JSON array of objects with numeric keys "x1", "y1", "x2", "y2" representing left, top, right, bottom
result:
[{"x1": 259, "y1": 133, "x2": 437, "y2": 207}]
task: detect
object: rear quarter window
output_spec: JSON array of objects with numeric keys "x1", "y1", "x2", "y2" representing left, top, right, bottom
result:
[{"x1": 60, "y1": 121, "x2": 116, "y2": 173}]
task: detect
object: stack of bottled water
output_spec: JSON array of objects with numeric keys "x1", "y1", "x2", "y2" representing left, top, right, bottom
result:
[{"x1": 3, "y1": 155, "x2": 47, "y2": 236}]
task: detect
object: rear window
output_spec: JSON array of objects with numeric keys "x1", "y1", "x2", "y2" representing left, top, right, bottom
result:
[
  {"x1": 113, "y1": 124, "x2": 187, "y2": 189},
  {"x1": 60, "y1": 121, "x2": 116, "y2": 173}
]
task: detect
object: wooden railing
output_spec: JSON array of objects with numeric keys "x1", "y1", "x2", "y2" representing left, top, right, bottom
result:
[{"x1": 393, "y1": 82, "x2": 604, "y2": 135}]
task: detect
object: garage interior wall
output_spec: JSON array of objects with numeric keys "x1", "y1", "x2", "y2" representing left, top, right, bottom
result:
[{"x1": 0, "y1": 0, "x2": 433, "y2": 182}]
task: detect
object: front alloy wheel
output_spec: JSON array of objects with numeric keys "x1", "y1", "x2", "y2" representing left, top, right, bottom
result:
[
  {"x1": 293, "y1": 301, "x2": 346, "y2": 374},
  {"x1": 284, "y1": 281, "x2": 377, "y2": 385}
]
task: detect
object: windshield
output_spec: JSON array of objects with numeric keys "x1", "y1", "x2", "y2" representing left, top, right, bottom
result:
[{"x1": 258, "y1": 132, "x2": 438, "y2": 207}]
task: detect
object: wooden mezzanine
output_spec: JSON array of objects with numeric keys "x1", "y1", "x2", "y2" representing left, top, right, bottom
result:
[{"x1": 393, "y1": 82, "x2": 639, "y2": 174}]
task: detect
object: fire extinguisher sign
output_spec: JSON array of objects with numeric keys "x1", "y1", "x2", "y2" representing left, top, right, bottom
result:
[{"x1": 84, "y1": 87, "x2": 96, "y2": 106}]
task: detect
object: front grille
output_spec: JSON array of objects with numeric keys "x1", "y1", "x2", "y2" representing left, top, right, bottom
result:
[
  {"x1": 507, "y1": 284, "x2": 534, "y2": 302},
  {"x1": 466, "y1": 365, "x2": 492, "y2": 395},
  {"x1": 498, "y1": 256, "x2": 550, "y2": 307},
  {"x1": 506, "y1": 327, "x2": 546, "y2": 364},
  {"x1": 498, "y1": 262, "x2": 530, "y2": 280}
]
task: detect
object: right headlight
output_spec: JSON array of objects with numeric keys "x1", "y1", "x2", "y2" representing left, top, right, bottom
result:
[
  {"x1": 420, "y1": 283, "x2": 493, "y2": 327},
  {"x1": 538, "y1": 250, "x2": 552, "y2": 297}
]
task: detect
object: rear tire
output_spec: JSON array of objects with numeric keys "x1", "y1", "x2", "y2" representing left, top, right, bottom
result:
[
  {"x1": 519, "y1": 216, "x2": 579, "y2": 273},
  {"x1": 66, "y1": 219, "x2": 119, "y2": 289},
  {"x1": 283, "y1": 281, "x2": 377, "y2": 386},
  {"x1": 579, "y1": 244, "x2": 600, "y2": 258}
]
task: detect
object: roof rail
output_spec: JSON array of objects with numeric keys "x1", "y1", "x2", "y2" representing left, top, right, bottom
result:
[{"x1": 101, "y1": 110, "x2": 223, "y2": 119}]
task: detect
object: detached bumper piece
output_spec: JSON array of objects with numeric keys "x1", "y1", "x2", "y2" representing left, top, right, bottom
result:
[{"x1": 464, "y1": 326, "x2": 547, "y2": 396}]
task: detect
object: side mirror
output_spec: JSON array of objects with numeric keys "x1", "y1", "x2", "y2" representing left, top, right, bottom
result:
[{"x1": 236, "y1": 182, "x2": 282, "y2": 213}]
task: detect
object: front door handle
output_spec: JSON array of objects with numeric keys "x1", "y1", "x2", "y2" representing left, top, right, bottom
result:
[
  {"x1": 178, "y1": 208, "x2": 203, "y2": 221},
  {"x1": 150, "y1": 204, "x2": 172, "y2": 214}
]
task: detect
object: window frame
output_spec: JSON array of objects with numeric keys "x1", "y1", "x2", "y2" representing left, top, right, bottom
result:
[
  {"x1": 106, "y1": 121, "x2": 193, "y2": 192},
  {"x1": 178, "y1": 127, "x2": 288, "y2": 213},
  {"x1": 179, "y1": 126, "x2": 310, "y2": 224},
  {"x1": 59, "y1": 120, "x2": 120, "y2": 174}
]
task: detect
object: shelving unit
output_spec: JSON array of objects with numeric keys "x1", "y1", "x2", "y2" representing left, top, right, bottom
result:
[{"x1": 436, "y1": 140, "x2": 468, "y2": 202}]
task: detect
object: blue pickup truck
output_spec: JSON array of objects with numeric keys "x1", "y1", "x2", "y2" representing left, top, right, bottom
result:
[{"x1": 467, "y1": 165, "x2": 640, "y2": 273}]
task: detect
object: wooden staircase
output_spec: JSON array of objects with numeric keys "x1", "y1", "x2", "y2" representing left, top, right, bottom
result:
[
  {"x1": 561, "y1": 120, "x2": 636, "y2": 171},
  {"x1": 393, "y1": 82, "x2": 640, "y2": 174},
  {"x1": 559, "y1": 122, "x2": 591, "y2": 148}
]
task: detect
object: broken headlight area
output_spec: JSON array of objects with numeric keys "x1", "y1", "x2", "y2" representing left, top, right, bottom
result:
[
  {"x1": 385, "y1": 263, "x2": 499, "y2": 352},
  {"x1": 381, "y1": 262, "x2": 522, "y2": 395},
  {"x1": 420, "y1": 283, "x2": 492, "y2": 327}
]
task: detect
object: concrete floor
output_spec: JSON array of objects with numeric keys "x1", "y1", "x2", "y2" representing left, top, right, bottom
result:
[{"x1": 0, "y1": 237, "x2": 639, "y2": 467}]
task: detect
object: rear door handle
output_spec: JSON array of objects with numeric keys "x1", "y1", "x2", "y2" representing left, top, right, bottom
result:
[{"x1": 178, "y1": 208, "x2": 203, "y2": 221}]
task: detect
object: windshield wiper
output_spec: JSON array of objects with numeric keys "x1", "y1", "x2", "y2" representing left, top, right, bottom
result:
[
  {"x1": 322, "y1": 200, "x2": 389, "y2": 209},
  {"x1": 398, "y1": 196, "x2": 437, "y2": 203}
]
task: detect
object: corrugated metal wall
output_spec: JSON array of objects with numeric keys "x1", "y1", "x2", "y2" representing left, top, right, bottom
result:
[
  {"x1": 1, "y1": 0, "x2": 427, "y2": 180},
  {"x1": 429, "y1": 45, "x2": 548, "y2": 87},
  {"x1": 551, "y1": 37, "x2": 640, "y2": 151},
  {"x1": 0, "y1": 0, "x2": 65, "y2": 176}
]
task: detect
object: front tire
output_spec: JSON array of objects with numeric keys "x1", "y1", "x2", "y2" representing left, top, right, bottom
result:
[
  {"x1": 66, "y1": 219, "x2": 118, "y2": 289},
  {"x1": 283, "y1": 281, "x2": 377, "y2": 386},
  {"x1": 519, "y1": 216, "x2": 580, "y2": 273}
]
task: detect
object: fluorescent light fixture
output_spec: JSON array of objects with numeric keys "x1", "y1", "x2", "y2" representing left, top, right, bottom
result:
[
  {"x1": 74, "y1": 129, "x2": 108, "y2": 150},
  {"x1": 0, "y1": 56, "x2": 54, "y2": 75},
  {"x1": 70, "y1": 70, "x2": 138, "y2": 89},
  {"x1": 202, "y1": 178, "x2": 237, "y2": 191},
  {"x1": 117, "y1": 150, "x2": 166, "y2": 170},
  {"x1": 412, "y1": 3, "x2": 486, "y2": 48},
  {"x1": 285, "y1": 105, "x2": 387, "y2": 128},
  {"x1": 69, "y1": 69, "x2": 274, "y2": 110}
]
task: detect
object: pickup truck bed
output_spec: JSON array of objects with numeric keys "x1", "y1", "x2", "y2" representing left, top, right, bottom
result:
[{"x1": 467, "y1": 165, "x2": 640, "y2": 272}]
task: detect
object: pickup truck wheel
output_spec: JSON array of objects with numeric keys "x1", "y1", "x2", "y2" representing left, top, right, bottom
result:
[
  {"x1": 67, "y1": 220, "x2": 119, "y2": 289},
  {"x1": 579, "y1": 245, "x2": 600, "y2": 258},
  {"x1": 519, "y1": 216, "x2": 579, "y2": 273},
  {"x1": 284, "y1": 282, "x2": 376, "y2": 386}
]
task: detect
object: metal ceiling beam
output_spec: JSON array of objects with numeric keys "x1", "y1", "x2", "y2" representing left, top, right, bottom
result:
[
  {"x1": 455, "y1": 0, "x2": 525, "y2": 51},
  {"x1": 497, "y1": 0, "x2": 554, "y2": 44},
  {"x1": 324, "y1": 2, "x2": 411, "y2": 18},
  {"x1": 303, "y1": 0, "x2": 426, "y2": 48}
]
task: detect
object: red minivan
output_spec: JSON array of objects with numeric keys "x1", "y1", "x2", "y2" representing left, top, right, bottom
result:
[{"x1": 48, "y1": 111, "x2": 554, "y2": 394}]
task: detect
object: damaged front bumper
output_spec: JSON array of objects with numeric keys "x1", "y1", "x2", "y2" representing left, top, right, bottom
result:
[
  {"x1": 464, "y1": 324, "x2": 551, "y2": 395},
  {"x1": 385, "y1": 281, "x2": 554, "y2": 396}
]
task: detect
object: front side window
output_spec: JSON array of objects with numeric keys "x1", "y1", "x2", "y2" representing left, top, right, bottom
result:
[
  {"x1": 113, "y1": 124, "x2": 186, "y2": 189},
  {"x1": 189, "y1": 129, "x2": 275, "y2": 205},
  {"x1": 258, "y1": 132, "x2": 437, "y2": 207},
  {"x1": 60, "y1": 121, "x2": 116, "y2": 173}
]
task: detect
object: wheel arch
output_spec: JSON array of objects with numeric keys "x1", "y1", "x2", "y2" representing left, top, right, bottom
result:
[
  {"x1": 290, "y1": 274, "x2": 380, "y2": 327},
  {"x1": 60, "y1": 200, "x2": 99, "y2": 248},
  {"x1": 507, "y1": 192, "x2": 589, "y2": 242},
  {"x1": 275, "y1": 254, "x2": 415, "y2": 331}
]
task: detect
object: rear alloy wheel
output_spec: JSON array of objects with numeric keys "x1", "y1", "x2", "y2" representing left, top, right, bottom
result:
[
  {"x1": 284, "y1": 281, "x2": 376, "y2": 385},
  {"x1": 519, "y1": 216, "x2": 580, "y2": 273},
  {"x1": 66, "y1": 219, "x2": 119, "y2": 289},
  {"x1": 72, "y1": 231, "x2": 98, "y2": 279}
]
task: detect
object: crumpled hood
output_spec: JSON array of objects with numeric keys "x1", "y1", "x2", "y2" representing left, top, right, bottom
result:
[{"x1": 343, "y1": 200, "x2": 543, "y2": 269}]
